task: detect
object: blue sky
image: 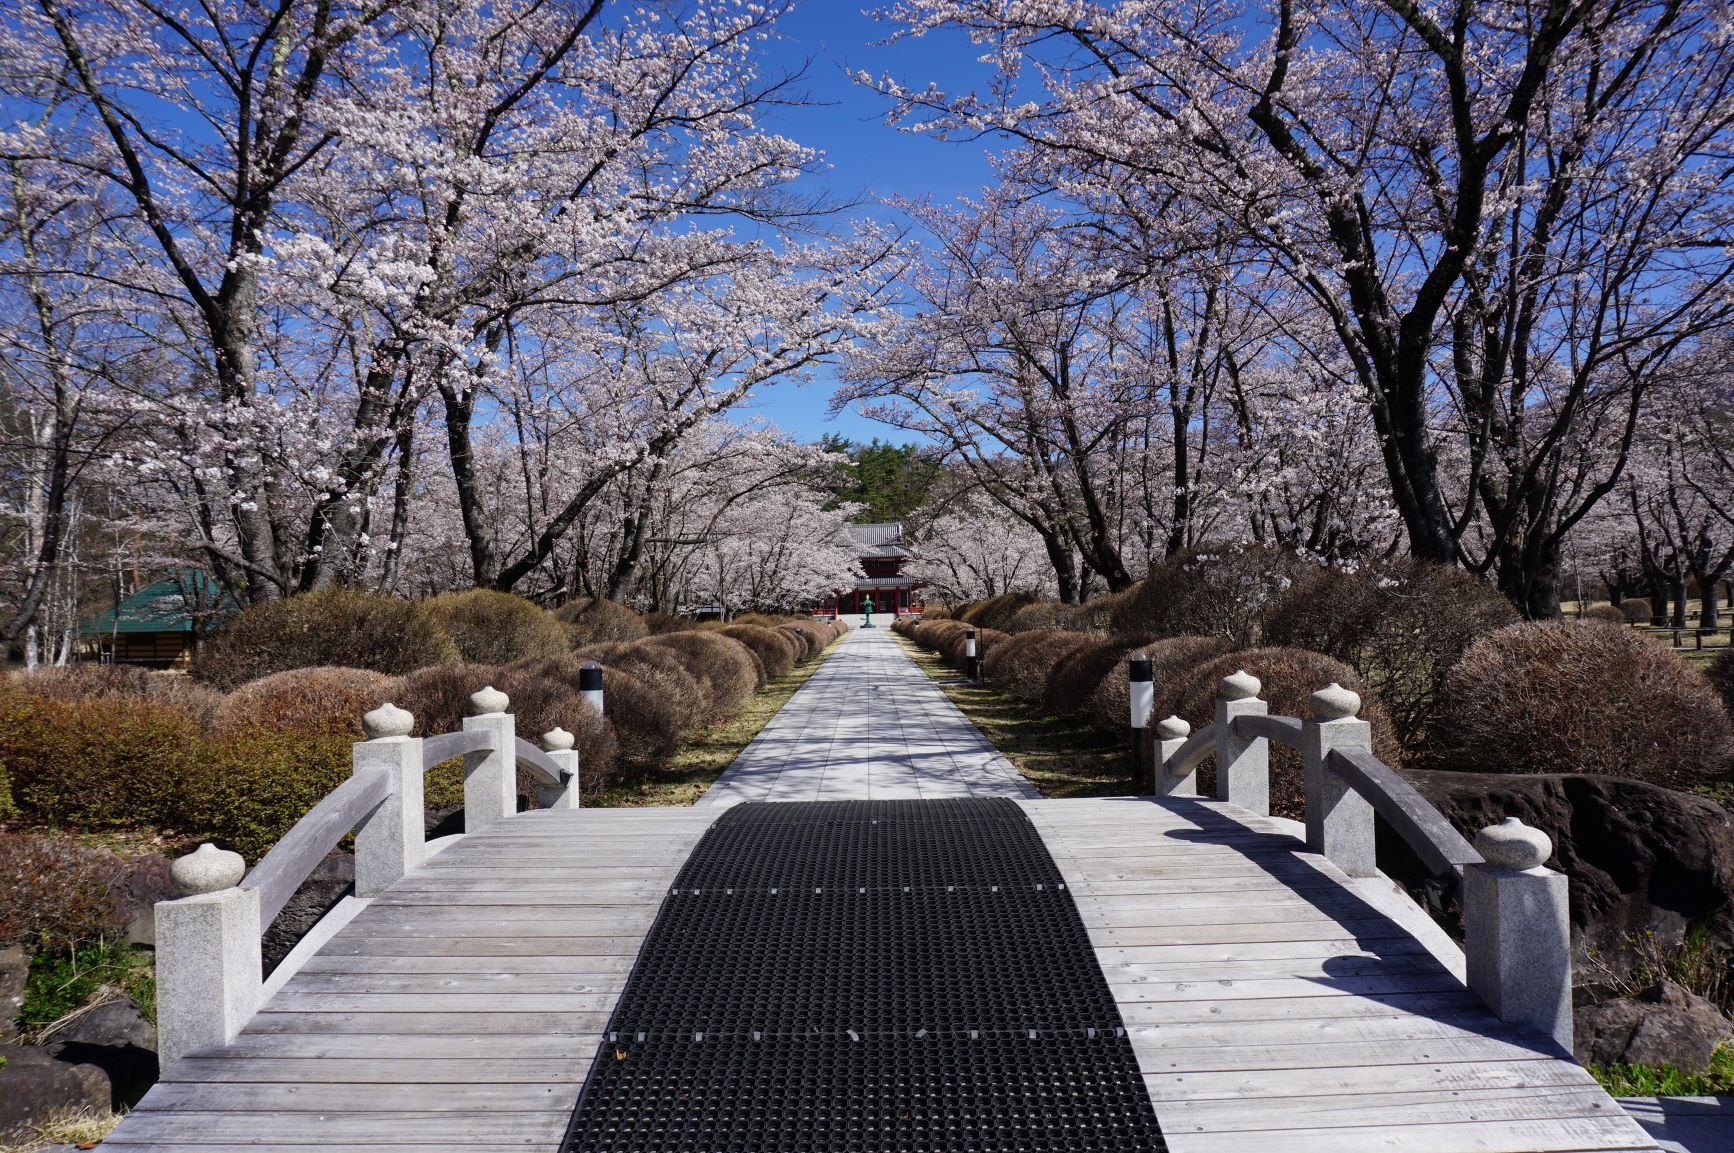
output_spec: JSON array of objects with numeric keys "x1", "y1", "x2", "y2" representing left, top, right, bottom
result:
[{"x1": 730, "y1": 3, "x2": 998, "y2": 447}]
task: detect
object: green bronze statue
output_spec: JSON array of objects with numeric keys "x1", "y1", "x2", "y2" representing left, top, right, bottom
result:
[{"x1": 861, "y1": 595, "x2": 876, "y2": 628}]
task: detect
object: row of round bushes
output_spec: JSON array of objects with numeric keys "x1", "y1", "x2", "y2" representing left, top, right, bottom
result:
[
  {"x1": 2, "y1": 595, "x2": 847, "y2": 857},
  {"x1": 187, "y1": 587, "x2": 788, "y2": 690},
  {"x1": 902, "y1": 558, "x2": 1733, "y2": 815}
]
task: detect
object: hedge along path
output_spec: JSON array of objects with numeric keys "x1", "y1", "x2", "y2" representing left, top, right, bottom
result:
[{"x1": 698, "y1": 625, "x2": 1039, "y2": 806}]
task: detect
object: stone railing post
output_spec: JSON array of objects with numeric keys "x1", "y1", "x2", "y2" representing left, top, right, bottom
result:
[
  {"x1": 1466, "y1": 818, "x2": 1573, "y2": 1052},
  {"x1": 155, "y1": 844, "x2": 258, "y2": 1069},
  {"x1": 1301, "y1": 683, "x2": 1377, "y2": 876},
  {"x1": 352, "y1": 702, "x2": 425, "y2": 897},
  {"x1": 540, "y1": 726, "x2": 581, "y2": 810},
  {"x1": 1154, "y1": 716, "x2": 1195, "y2": 796},
  {"x1": 1214, "y1": 670, "x2": 1269, "y2": 814},
  {"x1": 463, "y1": 685, "x2": 516, "y2": 833}
]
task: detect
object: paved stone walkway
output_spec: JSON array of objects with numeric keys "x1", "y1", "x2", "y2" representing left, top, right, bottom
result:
[{"x1": 698, "y1": 625, "x2": 1038, "y2": 806}]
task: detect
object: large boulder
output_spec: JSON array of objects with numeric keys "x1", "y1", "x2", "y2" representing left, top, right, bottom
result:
[
  {"x1": 0, "y1": 1044, "x2": 110, "y2": 1141},
  {"x1": 260, "y1": 849, "x2": 353, "y2": 975},
  {"x1": 1388, "y1": 770, "x2": 1734, "y2": 962},
  {"x1": 118, "y1": 854, "x2": 176, "y2": 946},
  {"x1": 1574, "y1": 981, "x2": 1733, "y2": 1073},
  {"x1": 0, "y1": 946, "x2": 27, "y2": 1044},
  {"x1": 43, "y1": 996, "x2": 157, "y2": 1108}
]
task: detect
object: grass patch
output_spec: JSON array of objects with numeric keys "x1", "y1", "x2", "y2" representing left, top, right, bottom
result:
[
  {"x1": 588, "y1": 637, "x2": 847, "y2": 807},
  {"x1": 1590, "y1": 1045, "x2": 1734, "y2": 1096},
  {"x1": 894, "y1": 635, "x2": 1137, "y2": 798},
  {"x1": 19, "y1": 940, "x2": 155, "y2": 1038},
  {"x1": 0, "y1": 1106, "x2": 124, "y2": 1153}
]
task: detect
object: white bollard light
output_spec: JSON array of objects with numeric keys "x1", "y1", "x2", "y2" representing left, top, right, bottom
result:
[{"x1": 579, "y1": 660, "x2": 604, "y2": 718}]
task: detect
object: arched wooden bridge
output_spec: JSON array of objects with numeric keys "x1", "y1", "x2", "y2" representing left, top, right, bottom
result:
[{"x1": 109, "y1": 627, "x2": 1658, "y2": 1153}]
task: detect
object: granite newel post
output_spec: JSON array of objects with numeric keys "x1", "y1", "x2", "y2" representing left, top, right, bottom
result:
[
  {"x1": 540, "y1": 727, "x2": 581, "y2": 809},
  {"x1": 1154, "y1": 716, "x2": 1195, "y2": 796},
  {"x1": 155, "y1": 843, "x2": 258, "y2": 1069},
  {"x1": 463, "y1": 685, "x2": 516, "y2": 833},
  {"x1": 1214, "y1": 671, "x2": 1270, "y2": 814},
  {"x1": 352, "y1": 702, "x2": 425, "y2": 897},
  {"x1": 1466, "y1": 818, "x2": 1574, "y2": 1052},
  {"x1": 1300, "y1": 683, "x2": 1377, "y2": 876}
]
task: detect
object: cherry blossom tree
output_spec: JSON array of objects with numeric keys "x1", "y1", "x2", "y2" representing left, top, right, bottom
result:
[{"x1": 867, "y1": 0, "x2": 1734, "y2": 615}]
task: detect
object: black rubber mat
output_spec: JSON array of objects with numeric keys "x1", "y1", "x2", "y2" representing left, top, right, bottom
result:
[{"x1": 561, "y1": 798, "x2": 1166, "y2": 1153}]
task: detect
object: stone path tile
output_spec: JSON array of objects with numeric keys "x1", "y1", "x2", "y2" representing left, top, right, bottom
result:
[{"x1": 698, "y1": 625, "x2": 1038, "y2": 807}]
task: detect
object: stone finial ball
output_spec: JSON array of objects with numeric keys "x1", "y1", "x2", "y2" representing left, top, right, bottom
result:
[
  {"x1": 1475, "y1": 817, "x2": 1553, "y2": 870},
  {"x1": 1308, "y1": 682, "x2": 1362, "y2": 721},
  {"x1": 1156, "y1": 715, "x2": 1191, "y2": 740},
  {"x1": 1219, "y1": 669, "x2": 1262, "y2": 701},
  {"x1": 172, "y1": 843, "x2": 246, "y2": 896},
  {"x1": 362, "y1": 701, "x2": 414, "y2": 739},
  {"x1": 469, "y1": 685, "x2": 509, "y2": 715},
  {"x1": 543, "y1": 726, "x2": 575, "y2": 751}
]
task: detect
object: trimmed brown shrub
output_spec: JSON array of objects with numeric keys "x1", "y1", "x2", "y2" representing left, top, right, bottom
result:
[
  {"x1": 0, "y1": 689, "x2": 203, "y2": 830},
  {"x1": 643, "y1": 631, "x2": 759, "y2": 716},
  {"x1": 185, "y1": 728, "x2": 354, "y2": 859},
  {"x1": 779, "y1": 621, "x2": 825, "y2": 661},
  {"x1": 0, "y1": 834, "x2": 128, "y2": 952},
  {"x1": 921, "y1": 605, "x2": 956, "y2": 620},
  {"x1": 555, "y1": 596, "x2": 649, "y2": 644},
  {"x1": 720, "y1": 625, "x2": 798, "y2": 681},
  {"x1": 1006, "y1": 601, "x2": 1076, "y2": 634},
  {"x1": 961, "y1": 592, "x2": 1042, "y2": 634},
  {"x1": 1168, "y1": 647, "x2": 1402, "y2": 820},
  {"x1": 424, "y1": 589, "x2": 568, "y2": 665},
  {"x1": 734, "y1": 612, "x2": 793, "y2": 628},
  {"x1": 583, "y1": 642, "x2": 712, "y2": 734},
  {"x1": 913, "y1": 618, "x2": 964, "y2": 646},
  {"x1": 983, "y1": 630, "x2": 1095, "y2": 703},
  {"x1": 1619, "y1": 598, "x2": 1654, "y2": 623},
  {"x1": 1046, "y1": 633, "x2": 1159, "y2": 718},
  {"x1": 1111, "y1": 545, "x2": 1314, "y2": 645},
  {"x1": 1583, "y1": 604, "x2": 1628, "y2": 624},
  {"x1": 1429, "y1": 621, "x2": 1733, "y2": 787},
  {"x1": 1070, "y1": 592, "x2": 1125, "y2": 636},
  {"x1": 390, "y1": 661, "x2": 617, "y2": 797},
  {"x1": 9, "y1": 664, "x2": 152, "y2": 700},
  {"x1": 0, "y1": 686, "x2": 361, "y2": 859},
  {"x1": 195, "y1": 588, "x2": 458, "y2": 689},
  {"x1": 140, "y1": 675, "x2": 227, "y2": 726},
  {"x1": 1709, "y1": 646, "x2": 1734, "y2": 716},
  {"x1": 216, "y1": 667, "x2": 395, "y2": 737},
  {"x1": 10, "y1": 664, "x2": 226, "y2": 726},
  {"x1": 642, "y1": 612, "x2": 689, "y2": 635},
  {"x1": 1262, "y1": 559, "x2": 1519, "y2": 745},
  {"x1": 1082, "y1": 635, "x2": 1236, "y2": 732}
]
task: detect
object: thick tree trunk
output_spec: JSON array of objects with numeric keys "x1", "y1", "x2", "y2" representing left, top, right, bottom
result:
[
  {"x1": 1671, "y1": 574, "x2": 1690, "y2": 628},
  {"x1": 441, "y1": 383, "x2": 497, "y2": 587},
  {"x1": 1495, "y1": 535, "x2": 1564, "y2": 620},
  {"x1": 1698, "y1": 581, "x2": 1720, "y2": 631}
]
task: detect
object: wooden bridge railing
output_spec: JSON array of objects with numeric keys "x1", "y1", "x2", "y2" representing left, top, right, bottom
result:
[
  {"x1": 1136, "y1": 666, "x2": 1573, "y2": 1054},
  {"x1": 153, "y1": 682, "x2": 594, "y2": 1069}
]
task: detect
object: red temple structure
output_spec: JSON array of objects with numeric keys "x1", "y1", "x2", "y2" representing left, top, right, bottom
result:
[{"x1": 820, "y1": 522, "x2": 924, "y2": 616}]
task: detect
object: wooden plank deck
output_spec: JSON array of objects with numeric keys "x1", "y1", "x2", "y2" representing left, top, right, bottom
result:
[
  {"x1": 1025, "y1": 796, "x2": 1657, "y2": 1153},
  {"x1": 107, "y1": 796, "x2": 1657, "y2": 1152},
  {"x1": 106, "y1": 806, "x2": 715, "y2": 1151}
]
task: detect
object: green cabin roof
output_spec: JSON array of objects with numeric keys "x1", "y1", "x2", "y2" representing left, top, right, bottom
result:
[{"x1": 79, "y1": 572, "x2": 231, "y2": 635}]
